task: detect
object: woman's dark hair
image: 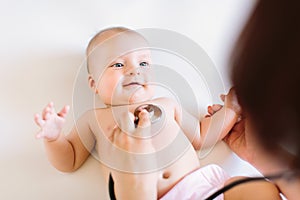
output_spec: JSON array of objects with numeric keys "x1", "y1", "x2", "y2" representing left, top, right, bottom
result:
[{"x1": 230, "y1": 1, "x2": 300, "y2": 168}]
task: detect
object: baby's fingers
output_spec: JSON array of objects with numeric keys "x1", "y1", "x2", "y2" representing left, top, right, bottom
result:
[
  {"x1": 57, "y1": 105, "x2": 70, "y2": 118},
  {"x1": 35, "y1": 130, "x2": 52, "y2": 140},
  {"x1": 208, "y1": 104, "x2": 223, "y2": 115},
  {"x1": 42, "y1": 102, "x2": 55, "y2": 119},
  {"x1": 34, "y1": 114, "x2": 45, "y2": 127},
  {"x1": 35, "y1": 130, "x2": 44, "y2": 139}
]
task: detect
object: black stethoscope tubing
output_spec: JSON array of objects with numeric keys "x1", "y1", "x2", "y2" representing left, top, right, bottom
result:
[{"x1": 205, "y1": 170, "x2": 297, "y2": 200}]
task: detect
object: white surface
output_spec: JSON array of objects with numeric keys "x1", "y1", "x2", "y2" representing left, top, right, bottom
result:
[{"x1": 0, "y1": 1, "x2": 258, "y2": 199}]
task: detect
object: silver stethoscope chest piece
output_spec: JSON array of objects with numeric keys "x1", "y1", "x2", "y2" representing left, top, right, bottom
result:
[{"x1": 134, "y1": 104, "x2": 162, "y2": 127}]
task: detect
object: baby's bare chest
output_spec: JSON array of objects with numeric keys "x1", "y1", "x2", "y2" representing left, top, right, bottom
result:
[{"x1": 92, "y1": 100, "x2": 176, "y2": 137}]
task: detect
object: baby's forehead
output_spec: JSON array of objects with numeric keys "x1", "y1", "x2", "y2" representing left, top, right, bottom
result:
[
  {"x1": 90, "y1": 30, "x2": 150, "y2": 61},
  {"x1": 88, "y1": 29, "x2": 150, "y2": 75},
  {"x1": 90, "y1": 30, "x2": 148, "y2": 52}
]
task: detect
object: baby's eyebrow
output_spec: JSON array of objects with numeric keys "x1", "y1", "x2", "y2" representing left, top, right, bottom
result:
[
  {"x1": 109, "y1": 57, "x2": 124, "y2": 63},
  {"x1": 137, "y1": 53, "x2": 151, "y2": 59}
]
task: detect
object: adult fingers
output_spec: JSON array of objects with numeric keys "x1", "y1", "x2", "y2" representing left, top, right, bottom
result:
[
  {"x1": 110, "y1": 122, "x2": 135, "y2": 153},
  {"x1": 119, "y1": 112, "x2": 135, "y2": 135},
  {"x1": 112, "y1": 125, "x2": 122, "y2": 143},
  {"x1": 134, "y1": 110, "x2": 151, "y2": 139},
  {"x1": 220, "y1": 94, "x2": 226, "y2": 102},
  {"x1": 136, "y1": 110, "x2": 150, "y2": 128},
  {"x1": 109, "y1": 112, "x2": 134, "y2": 147}
]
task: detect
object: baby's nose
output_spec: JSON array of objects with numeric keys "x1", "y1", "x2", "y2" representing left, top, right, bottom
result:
[{"x1": 126, "y1": 64, "x2": 141, "y2": 75}]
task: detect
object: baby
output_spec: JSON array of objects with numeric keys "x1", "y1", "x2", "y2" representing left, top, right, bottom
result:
[{"x1": 34, "y1": 27, "x2": 279, "y2": 200}]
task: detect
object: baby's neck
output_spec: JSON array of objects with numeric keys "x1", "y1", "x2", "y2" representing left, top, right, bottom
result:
[{"x1": 106, "y1": 99, "x2": 154, "y2": 108}]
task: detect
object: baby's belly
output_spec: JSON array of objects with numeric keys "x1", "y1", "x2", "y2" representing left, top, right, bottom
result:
[
  {"x1": 99, "y1": 144, "x2": 200, "y2": 199},
  {"x1": 99, "y1": 141, "x2": 200, "y2": 197},
  {"x1": 97, "y1": 116, "x2": 200, "y2": 198},
  {"x1": 157, "y1": 145, "x2": 200, "y2": 198}
]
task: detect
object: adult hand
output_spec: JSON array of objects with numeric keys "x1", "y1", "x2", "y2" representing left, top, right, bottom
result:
[
  {"x1": 108, "y1": 109, "x2": 158, "y2": 200},
  {"x1": 206, "y1": 88, "x2": 241, "y2": 118},
  {"x1": 106, "y1": 108, "x2": 158, "y2": 173},
  {"x1": 206, "y1": 88, "x2": 251, "y2": 162},
  {"x1": 110, "y1": 109, "x2": 155, "y2": 154},
  {"x1": 223, "y1": 118, "x2": 256, "y2": 163},
  {"x1": 223, "y1": 88, "x2": 242, "y2": 115},
  {"x1": 34, "y1": 102, "x2": 69, "y2": 141}
]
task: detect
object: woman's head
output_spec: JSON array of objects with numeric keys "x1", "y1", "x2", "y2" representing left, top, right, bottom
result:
[{"x1": 230, "y1": 1, "x2": 300, "y2": 168}]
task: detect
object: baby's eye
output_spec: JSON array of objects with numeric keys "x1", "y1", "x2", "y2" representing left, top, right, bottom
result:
[
  {"x1": 111, "y1": 63, "x2": 124, "y2": 68},
  {"x1": 139, "y1": 62, "x2": 149, "y2": 67}
]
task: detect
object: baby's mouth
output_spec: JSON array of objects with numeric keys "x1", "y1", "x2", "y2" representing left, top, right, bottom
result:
[{"x1": 123, "y1": 82, "x2": 144, "y2": 88}]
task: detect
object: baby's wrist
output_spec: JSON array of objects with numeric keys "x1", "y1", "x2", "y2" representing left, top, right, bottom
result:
[{"x1": 44, "y1": 133, "x2": 61, "y2": 143}]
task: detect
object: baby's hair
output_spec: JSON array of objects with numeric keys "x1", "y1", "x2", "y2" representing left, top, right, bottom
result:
[{"x1": 86, "y1": 26, "x2": 131, "y2": 74}]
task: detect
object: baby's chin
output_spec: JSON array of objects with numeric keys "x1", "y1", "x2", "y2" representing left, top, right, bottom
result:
[{"x1": 128, "y1": 87, "x2": 154, "y2": 104}]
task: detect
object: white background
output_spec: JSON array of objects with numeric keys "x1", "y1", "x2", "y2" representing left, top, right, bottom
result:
[{"x1": 0, "y1": 0, "x2": 258, "y2": 199}]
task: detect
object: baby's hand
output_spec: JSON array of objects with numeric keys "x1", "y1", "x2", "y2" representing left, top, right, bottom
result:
[
  {"x1": 206, "y1": 104, "x2": 223, "y2": 117},
  {"x1": 34, "y1": 102, "x2": 69, "y2": 141}
]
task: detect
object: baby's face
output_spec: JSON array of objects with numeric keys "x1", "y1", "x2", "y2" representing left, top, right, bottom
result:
[{"x1": 89, "y1": 31, "x2": 154, "y2": 106}]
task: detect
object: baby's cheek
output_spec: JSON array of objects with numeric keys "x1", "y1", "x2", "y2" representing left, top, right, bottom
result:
[{"x1": 97, "y1": 82, "x2": 118, "y2": 104}]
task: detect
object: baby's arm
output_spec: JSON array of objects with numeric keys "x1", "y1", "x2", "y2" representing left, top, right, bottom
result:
[
  {"x1": 175, "y1": 88, "x2": 241, "y2": 150},
  {"x1": 174, "y1": 106, "x2": 202, "y2": 150},
  {"x1": 34, "y1": 102, "x2": 94, "y2": 172},
  {"x1": 200, "y1": 88, "x2": 241, "y2": 148}
]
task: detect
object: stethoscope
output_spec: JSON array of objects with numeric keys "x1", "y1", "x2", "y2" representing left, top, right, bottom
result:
[
  {"x1": 133, "y1": 104, "x2": 297, "y2": 200},
  {"x1": 133, "y1": 104, "x2": 162, "y2": 127}
]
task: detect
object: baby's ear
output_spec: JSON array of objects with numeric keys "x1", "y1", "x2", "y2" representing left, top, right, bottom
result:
[{"x1": 88, "y1": 76, "x2": 98, "y2": 94}]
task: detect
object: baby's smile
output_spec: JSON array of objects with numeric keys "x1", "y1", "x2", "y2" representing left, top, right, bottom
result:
[{"x1": 123, "y1": 82, "x2": 144, "y2": 88}]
